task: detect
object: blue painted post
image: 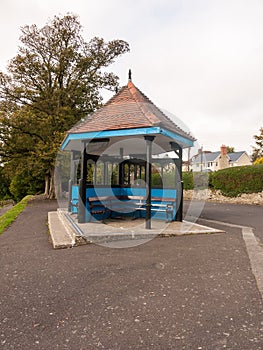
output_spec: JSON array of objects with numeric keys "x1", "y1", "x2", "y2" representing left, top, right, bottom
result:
[{"x1": 68, "y1": 151, "x2": 76, "y2": 212}]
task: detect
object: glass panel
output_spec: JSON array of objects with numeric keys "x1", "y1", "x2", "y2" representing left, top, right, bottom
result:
[
  {"x1": 87, "y1": 161, "x2": 95, "y2": 185},
  {"x1": 106, "y1": 163, "x2": 112, "y2": 185},
  {"x1": 129, "y1": 164, "x2": 135, "y2": 185},
  {"x1": 95, "y1": 161, "x2": 104, "y2": 185},
  {"x1": 139, "y1": 164, "x2": 145, "y2": 180},
  {"x1": 152, "y1": 162, "x2": 162, "y2": 187},
  {"x1": 107, "y1": 163, "x2": 119, "y2": 185},
  {"x1": 111, "y1": 163, "x2": 119, "y2": 185},
  {"x1": 123, "y1": 163, "x2": 130, "y2": 185},
  {"x1": 162, "y1": 162, "x2": 175, "y2": 188},
  {"x1": 75, "y1": 160, "x2": 81, "y2": 184}
]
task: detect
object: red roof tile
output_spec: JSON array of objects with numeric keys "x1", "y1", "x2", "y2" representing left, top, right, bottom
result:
[{"x1": 68, "y1": 80, "x2": 194, "y2": 141}]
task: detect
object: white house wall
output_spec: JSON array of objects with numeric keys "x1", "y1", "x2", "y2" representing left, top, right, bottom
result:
[{"x1": 234, "y1": 153, "x2": 251, "y2": 166}]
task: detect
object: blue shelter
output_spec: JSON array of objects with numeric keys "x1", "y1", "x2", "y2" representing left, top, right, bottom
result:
[{"x1": 61, "y1": 72, "x2": 195, "y2": 228}]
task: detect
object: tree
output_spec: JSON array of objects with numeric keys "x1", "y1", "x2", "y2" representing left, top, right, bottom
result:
[
  {"x1": 252, "y1": 127, "x2": 263, "y2": 162},
  {"x1": 226, "y1": 146, "x2": 235, "y2": 153},
  {"x1": 0, "y1": 165, "x2": 11, "y2": 200},
  {"x1": 0, "y1": 14, "x2": 129, "y2": 198},
  {"x1": 254, "y1": 157, "x2": 263, "y2": 165}
]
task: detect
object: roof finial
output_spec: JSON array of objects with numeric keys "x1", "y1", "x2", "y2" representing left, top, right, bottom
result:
[{"x1": 128, "y1": 69, "x2": 132, "y2": 82}]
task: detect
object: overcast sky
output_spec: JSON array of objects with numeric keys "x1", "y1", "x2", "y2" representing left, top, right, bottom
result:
[{"x1": 1, "y1": 0, "x2": 262, "y2": 155}]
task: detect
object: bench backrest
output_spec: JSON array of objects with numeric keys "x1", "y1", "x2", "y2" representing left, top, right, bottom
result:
[{"x1": 88, "y1": 195, "x2": 176, "y2": 204}]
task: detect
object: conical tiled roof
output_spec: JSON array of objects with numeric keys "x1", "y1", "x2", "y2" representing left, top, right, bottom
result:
[{"x1": 68, "y1": 80, "x2": 195, "y2": 142}]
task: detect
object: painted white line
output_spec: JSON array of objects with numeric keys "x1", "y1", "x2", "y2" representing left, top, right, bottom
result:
[
  {"x1": 242, "y1": 227, "x2": 263, "y2": 299},
  {"x1": 198, "y1": 218, "x2": 251, "y2": 229}
]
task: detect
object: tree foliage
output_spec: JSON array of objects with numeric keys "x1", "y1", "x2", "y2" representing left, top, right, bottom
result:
[
  {"x1": 252, "y1": 127, "x2": 263, "y2": 161},
  {"x1": 0, "y1": 166, "x2": 11, "y2": 199},
  {"x1": 226, "y1": 146, "x2": 235, "y2": 153},
  {"x1": 0, "y1": 14, "x2": 129, "y2": 198},
  {"x1": 254, "y1": 156, "x2": 263, "y2": 165}
]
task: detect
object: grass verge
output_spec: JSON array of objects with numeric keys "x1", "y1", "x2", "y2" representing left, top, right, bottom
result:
[{"x1": 0, "y1": 195, "x2": 33, "y2": 235}]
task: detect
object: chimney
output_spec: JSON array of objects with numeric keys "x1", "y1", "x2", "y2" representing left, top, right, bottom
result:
[{"x1": 220, "y1": 144, "x2": 227, "y2": 156}]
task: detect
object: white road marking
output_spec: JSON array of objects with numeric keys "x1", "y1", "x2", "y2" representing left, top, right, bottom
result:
[{"x1": 242, "y1": 227, "x2": 263, "y2": 299}]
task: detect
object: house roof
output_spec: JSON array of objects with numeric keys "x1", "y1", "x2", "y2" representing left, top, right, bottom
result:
[
  {"x1": 228, "y1": 151, "x2": 247, "y2": 162},
  {"x1": 192, "y1": 152, "x2": 220, "y2": 163},
  {"x1": 67, "y1": 80, "x2": 195, "y2": 142},
  {"x1": 192, "y1": 151, "x2": 248, "y2": 164}
]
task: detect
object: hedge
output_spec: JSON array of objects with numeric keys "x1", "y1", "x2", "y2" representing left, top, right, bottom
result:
[
  {"x1": 182, "y1": 165, "x2": 263, "y2": 196},
  {"x1": 211, "y1": 164, "x2": 263, "y2": 197},
  {"x1": 182, "y1": 172, "x2": 194, "y2": 190}
]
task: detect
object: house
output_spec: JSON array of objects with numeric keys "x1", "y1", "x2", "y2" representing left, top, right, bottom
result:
[
  {"x1": 191, "y1": 145, "x2": 252, "y2": 172},
  {"x1": 228, "y1": 151, "x2": 252, "y2": 167}
]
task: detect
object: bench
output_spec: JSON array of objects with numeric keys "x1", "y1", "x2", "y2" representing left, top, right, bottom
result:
[
  {"x1": 128, "y1": 196, "x2": 175, "y2": 221},
  {"x1": 87, "y1": 195, "x2": 175, "y2": 222},
  {"x1": 70, "y1": 195, "x2": 176, "y2": 222},
  {"x1": 87, "y1": 195, "x2": 137, "y2": 221}
]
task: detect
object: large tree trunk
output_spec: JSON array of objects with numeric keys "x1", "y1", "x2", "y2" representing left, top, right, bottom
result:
[
  {"x1": 48, "y1": 167, "x2": 56, "y2": 199},
  {"x1": 44, "y1": 174, "x2": 50, "y2": 198}
]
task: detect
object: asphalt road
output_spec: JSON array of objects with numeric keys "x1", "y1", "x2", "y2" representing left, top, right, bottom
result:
[
  {"x1": 192, "y1": 201, "x2": 263, "y2": 243},
  {"x1": 0, "y1": 197, "x2": 262, "y2": 350}
]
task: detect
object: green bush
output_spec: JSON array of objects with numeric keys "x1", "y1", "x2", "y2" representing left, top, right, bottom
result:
[
  {"x1": 182, "y1": 172, "x2": 194, "y2": 190},
  {"x1": 211, "y1": 164, "x2": 263, "y2": 197},
  {"x1": 9, "y1": 172, "x2": 44, "y2": 202},
  {"x1": 152, "y1": 172, "x2": 162, "y2": 187},
  {"x1": 152, "y1": 172, "x2": 176, "y2": 187},
  {"x1": 182, "y1": 172, "x2": 212, "y2": 190}
]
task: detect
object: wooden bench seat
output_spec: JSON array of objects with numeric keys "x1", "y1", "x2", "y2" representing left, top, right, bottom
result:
[
  {"x1": 128, "y1": 196, "x2": 175, "y2": 221},
  {"x1": 70, "y1": 195, "x2": 176, "y2": 222},
  {"x1": 87, "y1": 195, "x2": 175, "y2": 222},
  {"x1": 88, "y1": 195, "x2": 137, "y2": 221}
]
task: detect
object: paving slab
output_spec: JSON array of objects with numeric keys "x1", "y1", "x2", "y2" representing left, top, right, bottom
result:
[
  {"x1": 48, "y1": 209, "x2": 224, "y2": 249},
  {"x1": 48, "y1": 212, "x2": 75, "y2": 249}
]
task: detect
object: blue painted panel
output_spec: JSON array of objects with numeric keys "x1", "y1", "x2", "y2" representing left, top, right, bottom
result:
[
  {"x1": 152, "y1": 188, "x2": 176, "y2": 220},
  {"x1": 70, "y1": 185, "x2": 177, "y2": 221},
  {"x1": 85, "y1": 187, "x2": 124, "y2": 221},
  {"x1": 123, "y1": 187, "x2": 146, "y2": 197},
  {"x1": 62, "y1": 127, "x2": 161, "y2": 150},
  {"x1": 159, "y1": 128, "x2": 194, "y2": 147},
  {"x1": 86, "y1": 187, "x2": 122, "y2": 198},
  {"x1": 70, "y1": 185, "x2": 79, "y2": 213},
  {"x1": 121, "y1": 187, "x2": 177, "y2": 221},
  {"x1": 72, "y1": 185, "x2": 79, "y2": 199},
  {"x1": 62, "y1": 126, "x2": 194, "y2": 150}
]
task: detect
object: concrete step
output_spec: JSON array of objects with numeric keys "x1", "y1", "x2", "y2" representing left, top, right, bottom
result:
[{"x1": 48, "y1": 211, "x2": 75, "y2": 249}]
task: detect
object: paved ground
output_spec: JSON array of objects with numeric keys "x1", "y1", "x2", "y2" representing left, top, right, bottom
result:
[
  {"x1": 0, "y1": 197, "x2": 262, "y2": 349},
  {"x1": 197, "y1": 201, "x2": 263, "y2": 242},
  {"x1": 0, "y1": 204, "x2": 13, "y2": 216},
  {"x1": 49, "y1": 208, "x2": 223, "y2": 249}
]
